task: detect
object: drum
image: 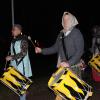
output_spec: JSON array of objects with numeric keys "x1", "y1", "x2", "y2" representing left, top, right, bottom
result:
[
  {"x1": 48, "y1": 67, "x2": 93, "y2": 100},
  {"x1": 92, "y1": 68, "x2": 100, "y2": 82},
  {"x1": 0, "y1": 66, "x2": 32, "y2": 96},
  {"x1": 88, "y1": 54, "x2": 100, "y2": 73}
]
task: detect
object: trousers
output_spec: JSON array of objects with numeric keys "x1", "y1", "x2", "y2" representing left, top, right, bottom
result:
[{"x1": 20, "y1": 94, "x2": 26, "y2": 100}]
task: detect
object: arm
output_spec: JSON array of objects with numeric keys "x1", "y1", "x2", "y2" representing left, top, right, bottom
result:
[
  {"x1": 68, "y1": 31, "x2": 84, "y2": 66},
  {"x1": 11, "y1": 39, "x2": 28, "y2": 60},
  {"x1": 41, "y1": 40, "x2": 58, "y2": 55}
]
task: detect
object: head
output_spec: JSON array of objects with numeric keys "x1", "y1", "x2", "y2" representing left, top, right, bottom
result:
[
  {"x1": 62, "y1": 12, "x2": 78, "y2": 31},
  {"x1": 12, "y1": 24, "x2": 22, "y2": 37},
  {"x1": 92, "y1": 25, "x2": 100, "y2": 37}
]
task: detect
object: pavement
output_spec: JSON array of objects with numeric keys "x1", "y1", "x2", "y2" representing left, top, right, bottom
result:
[{"x1": 0, "y1": 75, "x2": 100, "y2": 100}]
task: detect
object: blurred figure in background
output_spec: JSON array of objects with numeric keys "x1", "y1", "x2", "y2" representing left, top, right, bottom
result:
[{"x1": 91, "y1": 25, "x2": 100, "y2": 89}]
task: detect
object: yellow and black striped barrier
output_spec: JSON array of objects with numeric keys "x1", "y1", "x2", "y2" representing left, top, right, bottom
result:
[
  {"x1": 48, "y1": 66, "x2": 93, "y2": 100},
  {"x1": 88, "y1": 54, "x2": 100, "y2": 73},
  {"x1": 0, "y1": 66, "x2": 32, "y2": 96}
]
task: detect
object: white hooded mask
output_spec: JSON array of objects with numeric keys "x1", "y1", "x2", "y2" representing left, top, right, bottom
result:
[{"x1": 62, "y1": 12, "x2": 79, "y2": 32}]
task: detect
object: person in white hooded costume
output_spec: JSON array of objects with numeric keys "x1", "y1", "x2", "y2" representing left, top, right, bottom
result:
[{"x1": 35, "y1": 12, "x2": 84, "y2": 100}]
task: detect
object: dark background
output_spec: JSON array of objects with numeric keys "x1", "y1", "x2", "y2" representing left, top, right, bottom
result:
[{"x1": 0, "y1": 0, "x2": 100, "y2": 77}]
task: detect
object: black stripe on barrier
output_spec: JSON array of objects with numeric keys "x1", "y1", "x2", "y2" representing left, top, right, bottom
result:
[
  {"x1": 64, "y1": 70, "x2": 68, "y2": 75},
  {"x1": 6, "y1": 79, "x2": 21, "y2": 90},
  {"x1": 57, "y1": 79, "x2": 62, "y2": 83},
  {"x1": 64, "y1": 83, "x2": 80, "y2": 99},
  {"x1": 11, "y1": 74, "x2": 26, "y2": 83},
  {"x1": 70, "y1": 76, "x2": 87, "y2": 98},
  {"x1": 95, "y1": 63, "x2": 100, "y2": 70}
]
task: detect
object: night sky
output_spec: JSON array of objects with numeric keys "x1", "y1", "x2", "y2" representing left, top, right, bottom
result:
[{"x1": 0, "y1": 0, "x2": 100, "y2": 76}]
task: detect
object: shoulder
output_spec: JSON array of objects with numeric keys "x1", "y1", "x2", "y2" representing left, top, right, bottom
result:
[
  {"x1": 22, "y1": 35, "x2": 28, "y2": 41},
  {"x1": 71, "y1": 27, "x2": 83, "y2": 37},
  {"x1": 20, "y1": 35, "x2": 28, "y2": 43},
  {"x1": 72, "y1": 27, "x2": 81, "y2": 34},
  {"x1": 20, "y1": 35, "x2": 28, "y2": 45}
]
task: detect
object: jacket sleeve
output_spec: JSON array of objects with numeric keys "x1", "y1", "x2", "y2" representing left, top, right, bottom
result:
[
  {"x1": 41, "y1": 39, "x2": 58, "y2": 55},
  {"x1": 68, "y1": 30, "x2": 84, "y2": 66},
  {"x1": 11, "y1": 39, "x2": 28, "y2": 60}
]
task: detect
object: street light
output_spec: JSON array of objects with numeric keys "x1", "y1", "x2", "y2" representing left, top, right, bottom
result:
[{"x1": 11, "y1": 0, "x2": 14, "y2": 26}]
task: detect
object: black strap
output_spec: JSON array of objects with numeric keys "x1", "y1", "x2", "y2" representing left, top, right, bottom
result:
[
  {"x1": 12, "y1": 42, "x2": 25, "y2": 66},
  {"x1": 12, "y1": 42, "x2": 25, "y2": 75},
  {"x1": 22, "y1": 60, "x2": 25, "y2": 75},
  {"x1": 12, "y1": 42, "x2": 18, "y2": 65},
  {"x1": 62, "y1": 33, "x2": 68, "y2": 60},
  {"x1": 17, "y1": 57, "x2": 24, "y2": 66}
]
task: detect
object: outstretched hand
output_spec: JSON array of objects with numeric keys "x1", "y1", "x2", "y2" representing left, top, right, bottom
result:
[
  {"x1": 6, "y1": 56, "x2": 12, "y2": 61},
  {"x1": 35, "y1": 47, "x2": 42, "y2": 54}
]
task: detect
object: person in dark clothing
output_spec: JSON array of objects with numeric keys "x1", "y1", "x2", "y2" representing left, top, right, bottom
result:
[
  {"x1": 92, "y1": 25, "x2": 100, "y2": 55},
  {"x1": 91, "y1": 25, "x2": 100, "y2": 83},
  {"x1": 35, "y1": 12, "x2": 84, "y2": 100}
]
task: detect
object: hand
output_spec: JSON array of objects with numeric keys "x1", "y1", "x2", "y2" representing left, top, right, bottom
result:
[
  {"x1": 6, "y1": 56, "x2": 12, "y2": 61},
  {"x1": 35, "y1": 47, "x2": 42, "y2": 54},
  {"x1": 77, "y1": 60, "x2": 86, "y2": 70},
  {"x1": 60, "y1": 62, "x2": 70, "y2": 68}
]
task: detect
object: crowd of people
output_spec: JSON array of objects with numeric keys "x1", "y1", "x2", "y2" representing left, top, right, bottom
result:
[{"x1": 2, "y1": 11, "x2": 100, "y2": 100}]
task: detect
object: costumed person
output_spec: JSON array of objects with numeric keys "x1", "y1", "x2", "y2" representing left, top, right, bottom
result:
[
  {"x1": 91, "y1": 25, "x2": 100, "y2": 88},
  {"x1": 35, "y1": 12, "x2": 84, "y2": 100},
  {"x1": 6, "y1": 24, "x2": 32, "y2": 100}
]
